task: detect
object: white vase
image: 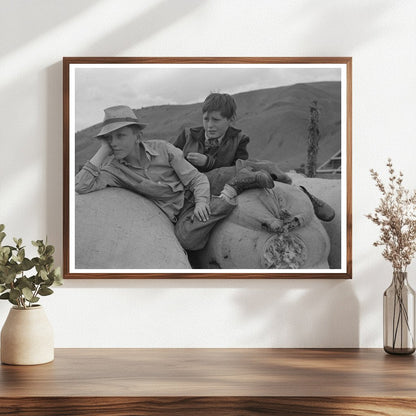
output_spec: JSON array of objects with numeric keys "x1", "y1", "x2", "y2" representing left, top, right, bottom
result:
[{"x1": 1, "y1": 305, "x2": 54, "y2": 365}]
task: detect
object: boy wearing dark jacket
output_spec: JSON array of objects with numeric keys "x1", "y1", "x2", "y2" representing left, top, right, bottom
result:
[{"x1": 174, "y1": 93, "x2": 249, "y2": 172}]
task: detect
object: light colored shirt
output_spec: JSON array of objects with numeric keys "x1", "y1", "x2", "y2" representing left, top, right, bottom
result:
[{"x1": 75, "y1": 140, "x2": 210, "y2": 222}]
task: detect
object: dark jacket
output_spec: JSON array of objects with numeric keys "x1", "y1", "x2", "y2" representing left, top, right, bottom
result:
[{"x1": 173, "y1": 126, "x2": 249, "y2": 172}]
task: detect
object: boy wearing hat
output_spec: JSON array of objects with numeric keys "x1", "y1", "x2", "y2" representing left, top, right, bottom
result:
[{"x1": 75, "y1": 105, "x2": 274, "y2": 251}]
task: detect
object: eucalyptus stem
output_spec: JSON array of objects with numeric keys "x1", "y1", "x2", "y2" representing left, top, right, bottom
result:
[{"x1": 32, "y1": 284, "x2": 41, "y2": 305}]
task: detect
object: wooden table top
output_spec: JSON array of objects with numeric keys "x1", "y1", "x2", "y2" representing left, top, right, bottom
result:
[{"x1": 1, "y1": 348, "x2": 415, "y2": 398}]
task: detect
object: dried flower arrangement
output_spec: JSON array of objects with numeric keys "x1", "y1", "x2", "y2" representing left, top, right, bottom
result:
[
  {"x1": 366, "y1": 159, "x2": 416, "y2": 272},
  {"x1": 367, "y1": 159, "x2": 416, "y2": 354}
]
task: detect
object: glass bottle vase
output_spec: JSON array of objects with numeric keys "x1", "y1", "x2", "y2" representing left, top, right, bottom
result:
[{"x1": 383, "y1": 271, "x2": 415, "y2": 355}]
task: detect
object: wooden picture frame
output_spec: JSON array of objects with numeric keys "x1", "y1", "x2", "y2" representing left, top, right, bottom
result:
[{"x1": 63, "y1": 57, "x2": 352, "y2": 279}]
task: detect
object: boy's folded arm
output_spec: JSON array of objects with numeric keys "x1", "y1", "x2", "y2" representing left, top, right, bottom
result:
[{"x1": 200, "y1": 154, "x2": 216, "y2": 172}]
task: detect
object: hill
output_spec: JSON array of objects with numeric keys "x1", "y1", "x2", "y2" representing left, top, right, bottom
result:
[{"x1": 75, "y1": 81, "x2": 341, "y2": 173}]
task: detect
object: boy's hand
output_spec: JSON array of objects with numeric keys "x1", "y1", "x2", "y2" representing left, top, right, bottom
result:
[
  {"x1": 192, "y1": 202, "x2": 211, "y2": 222},
  {"x1": 98, "y1": 139, "x2": 113, "y2": 156},
  {"x1": 186, "y1": 152, "x2": 207, "y2": 167},
  {"x1": 89, "y1": 139, "x2": 113, "y2": 167}
]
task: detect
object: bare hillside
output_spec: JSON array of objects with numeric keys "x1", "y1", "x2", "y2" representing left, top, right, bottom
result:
[{"x1": 75, "y1": 81, "x2": 341, "y2": 173}]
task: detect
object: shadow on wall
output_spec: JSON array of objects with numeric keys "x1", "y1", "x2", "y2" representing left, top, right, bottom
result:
[
  {"x1": 79, "y1": 0, "x2": 204, "y2": 56},
  {"x1": 354, "y1": 247, "x2": 404, "y2": 348},
  {"x1": 289, "y1": 0, "x2": 394, "y2": 51},
  {"x1": 46, "y1": 63, "x2": 64, "y2": 263},
  {"x1": 0, "y1": 302, "x2": 11, "y2": 330},
  {"x1": 233, "y1": 280, "x2": 359, "y2": 348},
  {"x1": 58, "y1": 277, "x2": 359, "y2": 348},
  {"x1": 45, "y1": 0, "x2": 395, "y2": 267},
  {"x1": 35, "y1": 0, "x2": 389, "y2": 348},
  {"x1": 1, "y1": 0, "x2": 101, "y2": 56},
  {"x1": 45, "y1": 0, "x2": 205, "y2": 264},
  {"x1": 2, "y1": 0, "x2": 203, "y2": 57}
]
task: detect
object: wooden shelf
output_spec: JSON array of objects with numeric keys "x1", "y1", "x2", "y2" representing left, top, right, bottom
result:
[{"x1": 1, "y1": 348, "x2": 415, "y2": 415}]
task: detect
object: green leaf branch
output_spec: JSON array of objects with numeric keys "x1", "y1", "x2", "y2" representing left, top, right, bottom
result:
[{"x1": 0, "y1": 224, "x2": 62, "y2": 309}]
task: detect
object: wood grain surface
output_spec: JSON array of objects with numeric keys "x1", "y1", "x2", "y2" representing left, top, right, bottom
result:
[{"x1": 1, "y1": 348, "x2": 414, "y2": 415}]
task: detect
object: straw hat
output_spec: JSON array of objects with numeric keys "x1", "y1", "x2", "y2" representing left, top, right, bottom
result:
[{"x1": 96, "y1": 105, "x2": 147, "y2": 137}]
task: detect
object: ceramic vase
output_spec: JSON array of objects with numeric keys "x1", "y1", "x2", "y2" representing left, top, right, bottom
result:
[{"x1": 1, "y1": 305, "x2": 54, "y2": 365}]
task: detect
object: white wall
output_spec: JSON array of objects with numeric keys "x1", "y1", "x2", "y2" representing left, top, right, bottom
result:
[{"x1": 1, "y1": 0, "x2": 415, "y2": 347}]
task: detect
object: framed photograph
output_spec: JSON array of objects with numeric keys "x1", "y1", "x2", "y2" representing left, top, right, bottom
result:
[{"x1": 63, "y1": 57, "x2": 352, "y2": 279}]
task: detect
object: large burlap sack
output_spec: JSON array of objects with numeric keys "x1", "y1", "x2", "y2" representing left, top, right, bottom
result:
[
  {"x1": 196, "y1": 183, "x2": 331, "y2": 269},
  {"x1": 288, "y1": 173, "x2": 341, "y2": 269},
  {"x1": 75, "y1": 188, "x2": 191, "y2": 269}
]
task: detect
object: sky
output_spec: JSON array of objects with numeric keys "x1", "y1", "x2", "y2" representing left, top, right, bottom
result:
[{"x1": 73, "y1": 64, "x2": 342, "y2": 131}]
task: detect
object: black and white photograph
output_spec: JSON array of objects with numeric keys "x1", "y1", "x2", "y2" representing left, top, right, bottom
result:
[{"x1": 63, "y1": 58, "x2": 352, "y2": 278}]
